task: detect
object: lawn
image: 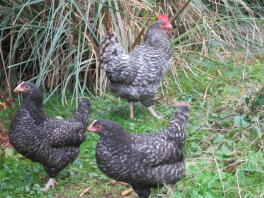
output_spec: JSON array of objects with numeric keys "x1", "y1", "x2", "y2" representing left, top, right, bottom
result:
[{"x1": 0, "y1": 57, "x2": 264, "y2": 198}]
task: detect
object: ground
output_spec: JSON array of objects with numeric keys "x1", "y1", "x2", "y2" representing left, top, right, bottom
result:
[{"x1": 0, "y1": 57, "x2": 263, "y2": 198}]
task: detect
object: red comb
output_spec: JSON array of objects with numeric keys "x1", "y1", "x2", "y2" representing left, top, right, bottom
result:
[{"x1": 157, "y1": 14, "x2": 170, "y2": 22}]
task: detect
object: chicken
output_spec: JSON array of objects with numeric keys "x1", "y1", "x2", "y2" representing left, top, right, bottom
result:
[
  {"x1": 8, "y1": 81, "x2": 91, "y2": 191},
  {"x1": 88, "y1": 102, "x2": 189, "y2": 198},
  {"x1": 99, "y1": 14, "x2": 172, "y2": 119}
]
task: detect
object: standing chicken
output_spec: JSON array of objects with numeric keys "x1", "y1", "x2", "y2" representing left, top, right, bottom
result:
[
  {"x1": 8, "y1": 81, "x2": 91, "y2": 191},
  {"x1": 100, "y1": 14, "x2": 172, "y2": 119},
  {"x1": 88, "y1": 102, "x2": 189, "y2": 198}
]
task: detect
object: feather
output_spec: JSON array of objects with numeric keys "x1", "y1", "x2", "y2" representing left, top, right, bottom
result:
[
  {"x1": 88, "y1": 104, "x2": 189, "y2": 198},
  {"x1": 8, "y1": 81, "x2": 91, "y2": 188},
  {"x1": 99, "y1": 16, "x2": 172, "y2": 109}
]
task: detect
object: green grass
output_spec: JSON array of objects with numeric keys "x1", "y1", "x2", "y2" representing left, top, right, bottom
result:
[
  {"x1": 0, "y1": 58, "x2": 264, "y2": 197},
  {"x1": 1, "y1": 0, "x2": 263, "y2": 102}
]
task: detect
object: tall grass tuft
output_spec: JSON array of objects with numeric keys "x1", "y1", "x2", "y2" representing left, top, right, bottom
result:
[{"x1": 0, "y1": 0, "x2": 263, "y2": 102}]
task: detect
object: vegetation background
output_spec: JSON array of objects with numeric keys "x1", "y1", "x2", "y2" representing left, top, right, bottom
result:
[{"x1": 0, "y1": 0, "x2": 263, "y2": 197}]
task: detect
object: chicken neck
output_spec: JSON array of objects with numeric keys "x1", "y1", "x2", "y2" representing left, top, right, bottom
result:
[{"x1": 22, "y1": 93, "x2": 46, "y2": 124}]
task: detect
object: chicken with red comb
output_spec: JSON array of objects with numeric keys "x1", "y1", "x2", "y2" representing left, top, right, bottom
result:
[
  {"x1": 157, "y1": 14, "x2": 172, "y2": 30},
  {"x1": 100, "y1": 14, "x2": 172, "y2": 119}
]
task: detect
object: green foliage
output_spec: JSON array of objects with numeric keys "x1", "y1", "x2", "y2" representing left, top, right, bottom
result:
[
  {"x1": 0, "y1": 0, "x2": 264, "y2": 197},
  {"x1": 0, "y1": 0, "x2": 263, "y2": 103},
  {"x1": 0, "y1": 58, "x2": 264, "y2": 197}
]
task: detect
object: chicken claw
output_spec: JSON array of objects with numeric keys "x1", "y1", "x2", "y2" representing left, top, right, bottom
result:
[
  {"x1": 40, "y1": 178, "x2": 57, "y2": 191},
  {"x1": 147, "y1": 106, "x2": 162, "y2": 119}
]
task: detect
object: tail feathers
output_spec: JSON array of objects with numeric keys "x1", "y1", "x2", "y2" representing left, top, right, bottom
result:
[
  {"x1": 174, "y1": 105, "x2": 189, "y2": 124},
  {"x1": 170, "y1": 105, "x2": 189, "y2": 132},
  {"x1": 165, "y1": 105, "x2": 189, "y2": 148},
  {"x1": 99, "y1": 33, "x2": 119, "y2": 69},
  {"x1": 172, "y1": 101, "x2": 189, "y2": 127},
  {"x1": 72, "y1": 98, "x2": 91, "y2": 124},
  {"x1": 99, "y1": 33, "x2": 133, "y2": 83}
]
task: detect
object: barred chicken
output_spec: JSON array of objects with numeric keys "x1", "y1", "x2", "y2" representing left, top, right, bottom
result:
[
  {"x1": 88, "y1": 102, "x2": 189, "y2": 198},
  {"x1": 100, "y1": 15, "x2": 172, "y2": 119},
  {"x1": 8, "y1": 81, "x2": 91, "y2": 191}
]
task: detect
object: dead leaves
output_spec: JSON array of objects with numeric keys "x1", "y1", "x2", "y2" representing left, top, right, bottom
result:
[
  {"x1": 224, "y1": 159, "x2": 245, "y2": 174},
  {"x1": 79, "y1": 186, "x2": 92, "y2": 197},
  {"x1": 121, "y1": 187, "x2": 133, "y2": 196},
  {"x1": 0, "y1": 95, "x2": 15, "y2": 111},
  {"x1": 79, "y1": 181, "x2": 134, "y2": 197},
  {"x1": 107, "y1": 181, "x2": 129, "y2": 187},
  {"x1": 0, "y1": 128, "x2": 10, "y2": 148},
  {"x1": 107, "y1": 181, "x2": 133, "y2": 197},
  {"x1": 215, "y1": 69, "x2": 222, "y2": 76},
  {"x1": 0, "y1": 95, "x2": 14, "y2": 148}
]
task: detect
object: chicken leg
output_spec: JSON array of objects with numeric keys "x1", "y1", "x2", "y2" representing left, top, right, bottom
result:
[
  {"x1": 40, "y1": 178, "x2": 57, "y2": 191},
  {"x1": 130, "y1": 103, "x2": 161, "y2": 119},
  {"x1": 147, "y1": 106, "x2": 161, "y2": 119},
  {"x1": 129, "y1": 102, "x2": 134, "y2": 119}
]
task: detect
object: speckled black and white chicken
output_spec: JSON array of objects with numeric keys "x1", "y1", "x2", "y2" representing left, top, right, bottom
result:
[
  {"x1": 88, "y1": 102, "x2": 189, "y2": 198},
  {"x1": 8, "y1": 81, "x2": 91, "y2": 191},
  {"x1": 100, "y1": 15, "x2": 172, "y2": 119}
]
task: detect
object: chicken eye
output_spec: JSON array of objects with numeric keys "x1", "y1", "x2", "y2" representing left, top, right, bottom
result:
[
  {"x1": 95, "y1": 125, "x2": 102, "y2": 129},
  {"x1": 24, "y1": 86, "x2": 30, "y2": 89}
]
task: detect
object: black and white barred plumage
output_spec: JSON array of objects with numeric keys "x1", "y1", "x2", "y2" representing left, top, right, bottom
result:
[
  {"x1": 88, "y1": 105, "x2": 189, "y2": 198},
  {"x1": 8, "y1": 81, "x2": 91, "y2": 189},
  {"x1": 100, "y1": 16, "x2": 172, "y2": 107}
]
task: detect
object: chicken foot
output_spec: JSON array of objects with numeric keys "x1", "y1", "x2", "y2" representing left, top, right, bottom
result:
[
  {"x1": 147, "y1": 106, "x2": 161, "y2": 119},
  {"x1": 130, "y1": 103, "x2": 161, "y2": 119},
  {"x1": 40, "y1": 178, "x2": 57, "y2": 191}
]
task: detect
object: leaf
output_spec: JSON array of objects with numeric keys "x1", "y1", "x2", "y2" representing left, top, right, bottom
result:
[
  {"x1": 226, "y1": 164, "x2": 239, "y2": 174},
  {"x1": 211, "y1": 133, "x2": 225, "y2": 144},
  {"x1": 55, "y1": 116, "x2": 64, "y2": 120},
  {"x1": 233, "y1": 115, "x2": 250, "y2": 128},
  {"x1": 215, "y1": 69, "x2": 222, "y2": 76},
  {"x1": 121, "y1": 187, "x2": 133, "y2": 196},
  {"x1": 245, "y1": 97, "x2": 250, "y2": 105},
  {"x1": 107, "y1": 181, "x2": 129, "y2": 186},
  {"x1": 217, "y1": 143, "x2": 233, "y2": 156},
  {"x1": 4, "y1": 148, "x2": 14, "y2": 158},
  {"x1": 79, "y1": 186, "x2": 92, "y2": 197}
]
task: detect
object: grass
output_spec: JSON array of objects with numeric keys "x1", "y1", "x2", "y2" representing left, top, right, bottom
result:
[
  {"x1": 1, "y1": 0, "x2": 263, "y2": 102},
  {"x1": 0, "y1": 1, "x2": 263, "y2": 197},
  {"x1": 1, "y1": 56, "x2": 264, "y2": 198}
]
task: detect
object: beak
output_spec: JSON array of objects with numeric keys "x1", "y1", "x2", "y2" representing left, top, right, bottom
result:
[
  {"x1": 88, "y1": 120, "x2": 98, "y2": 132},
  {"x1": 13, "y1": 82, "x2": 25, "y2": 94},
  {"x1": 168, "y1": 24, "x2": 173, "y2": 29}
]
